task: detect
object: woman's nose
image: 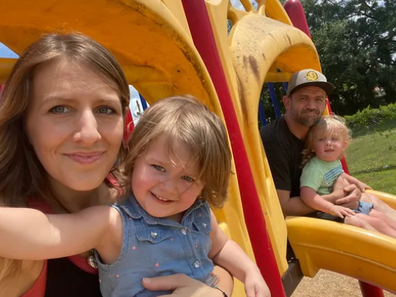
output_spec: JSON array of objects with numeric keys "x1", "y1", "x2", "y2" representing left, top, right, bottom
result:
[{"x1": 73, "y1": 109, "x2": 102, "y2": 144}]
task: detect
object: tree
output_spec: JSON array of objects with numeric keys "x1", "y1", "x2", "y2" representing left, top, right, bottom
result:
[{"x1": 301, "y1": 0, "x2": 396, "y2": 115}]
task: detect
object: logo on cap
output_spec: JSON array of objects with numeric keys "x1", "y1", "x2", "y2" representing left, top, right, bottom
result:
[{"x1": 305, "y1": 71, "x2": 319, "y2": 81}]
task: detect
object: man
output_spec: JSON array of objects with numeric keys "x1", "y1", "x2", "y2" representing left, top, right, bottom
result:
[{"x1": 261, "y1": 69, "x2": 396, "y2": 219}]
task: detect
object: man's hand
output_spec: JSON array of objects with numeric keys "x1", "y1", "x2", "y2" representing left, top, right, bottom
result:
[
  {"x1": 356, "y1": 181, "x2": 371, "y2": 192},
  {"x1": 334, "y1": 184, "x2": 361, "y2": 209}
]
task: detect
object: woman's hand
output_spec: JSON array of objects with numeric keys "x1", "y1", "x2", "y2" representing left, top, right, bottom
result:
[{"x1": 142, "y1": 274, "x2": 224, "y2": 297}]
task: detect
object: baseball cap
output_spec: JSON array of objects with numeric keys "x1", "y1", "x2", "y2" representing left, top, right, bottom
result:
[{"x1": 286, "y1": 69, "x2": 335, "y2": 96}]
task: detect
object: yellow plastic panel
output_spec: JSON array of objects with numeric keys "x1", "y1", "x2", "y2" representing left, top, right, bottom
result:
[
  {"x1": 367, "y1": 190, "x2": 396, "y2": 210},
  {"x1": 0, "y1": 0, "x2": 213, "y2": 106},
  {"x1": 228, "y1": 13, "x2": 321, "y2": 275},
  {"x1": 287, "y1": 216, "x2": 396, "y2": 293}
]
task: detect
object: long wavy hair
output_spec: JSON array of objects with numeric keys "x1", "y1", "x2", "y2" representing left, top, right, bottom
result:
[{"x1": 0, "y1": 33, "x2": 129, "y2": 280}]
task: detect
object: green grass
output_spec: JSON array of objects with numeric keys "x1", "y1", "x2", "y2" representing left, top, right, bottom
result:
[{"x1": 346, "y1": 119, "x2": 396, "y2": 195}]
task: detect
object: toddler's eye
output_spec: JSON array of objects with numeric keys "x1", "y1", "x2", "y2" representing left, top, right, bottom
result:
[
  {"x1": 152, "y1": 165, "x2": 165, "y2": 172},
  {"x1": 182, "y1": 176, "x2": 195, "y2": 182}
]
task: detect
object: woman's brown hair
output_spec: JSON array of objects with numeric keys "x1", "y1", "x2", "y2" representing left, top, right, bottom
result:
[{"x1": 0, "y1": 33, "x2": 129, "y2": 280}]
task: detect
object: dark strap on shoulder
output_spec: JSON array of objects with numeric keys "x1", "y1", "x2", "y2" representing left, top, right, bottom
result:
[{"x1": 45, "y1": 258, "x2": 102, "y2": 297}]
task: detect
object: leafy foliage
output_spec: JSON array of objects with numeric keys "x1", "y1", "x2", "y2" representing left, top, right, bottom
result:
[
  {"x1": 302, "y1": 0, "x2": 396, "y2": 115},
  {"x1": 344, "y1": 103, "x2": 396, "y2": 132}
]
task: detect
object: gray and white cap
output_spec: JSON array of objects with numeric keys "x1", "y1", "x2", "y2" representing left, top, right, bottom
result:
[{"x1": 286, "y1": 69, "x2": 335, "y2": 96}]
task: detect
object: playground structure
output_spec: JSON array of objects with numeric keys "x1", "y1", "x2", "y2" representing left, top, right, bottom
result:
[{"x1": 0, "y1": 0, "x2": 396, "y2": 296}]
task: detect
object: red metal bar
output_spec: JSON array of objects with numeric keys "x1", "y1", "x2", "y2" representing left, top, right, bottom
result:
[
  {"x1": 360, "y1": 282, "x2": 385, "y2": 297},
  {"x1": 326, "y1": 98, "x2": 350, "y2": 173},
  {"x1": 181, "y1": 1, "x2": 286, "y2": 296},
  {"x1": 284, "y1": 1, "x2": 384, "y2": 296},
  {"x1": 123, "y1": 109, "x2": 134, "y2": 144},
  {"x1": 283, "y1": 0, "x2": 311, "y2": 38}
]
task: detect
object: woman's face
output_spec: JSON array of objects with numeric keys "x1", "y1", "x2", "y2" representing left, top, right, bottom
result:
[{"x1": 25, "y1": 58, "x2": 124, "y2": 191}]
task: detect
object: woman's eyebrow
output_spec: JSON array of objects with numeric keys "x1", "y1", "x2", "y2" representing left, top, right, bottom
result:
[{"x1": 39, "y1": 95, "x2": 120, "y2": 108}]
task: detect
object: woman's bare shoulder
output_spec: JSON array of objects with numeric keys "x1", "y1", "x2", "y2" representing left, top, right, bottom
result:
[{"x1": 0, "y1": 260, "x2": 45, "y2": 297}]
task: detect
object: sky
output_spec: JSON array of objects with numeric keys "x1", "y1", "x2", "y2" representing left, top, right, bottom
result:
[
  {"x1": 0, "y1": 43, "x2": 18, "y2": 58},
  {"x1": 230, "y1": 0, "x2": 258, "y2": 10}
]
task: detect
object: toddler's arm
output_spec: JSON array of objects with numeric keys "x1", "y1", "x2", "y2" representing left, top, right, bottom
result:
[
  {"x1": 0, "y1": 205, "x2": 121, "y2": 260},
  {"x1": 208, "y1": 211, "x2": 270, "y2": 297},
  {"x1": 301, "y1": 186, "x2": 355, "y2": 218}
]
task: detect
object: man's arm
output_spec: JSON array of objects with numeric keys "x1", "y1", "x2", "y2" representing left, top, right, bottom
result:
[
  {"x1": 342, "y1": 173, "x2": 371, "y2": 192},
  {"x1": 300, "y1": 187, "x2": 355, "y2": 219},
  {"x1": 277, "y1": 189, "x2": 314, "y2": 217}
]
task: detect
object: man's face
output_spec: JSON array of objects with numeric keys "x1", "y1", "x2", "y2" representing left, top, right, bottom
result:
[{"x1": 284, "y1": 86, "x2": 327, "y2": 127}]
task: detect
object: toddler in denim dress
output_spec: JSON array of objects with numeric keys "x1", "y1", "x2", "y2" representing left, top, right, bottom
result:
[
  {"x1": 96, "y1": 196, "x2": 215, "y2": 296},
  {"x1": 300, "y1": 115, "x2": 396, "y2": 238},
  {"x1": 0, "y1": 97, "x2": 270, "y2": 297}
]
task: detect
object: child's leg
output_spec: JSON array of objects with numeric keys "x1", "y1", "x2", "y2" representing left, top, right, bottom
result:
[
  {"x1": 361, "y1": 193, "x2": 396, "y2": 222},
  {"x1": 344, "y1": 216, "x2": 378, "y2": 233},
  {"x1": 368, "y1": 209, "x2": 396, "y2": 231},
  {"x1": 354, "y1": 213, "x2": 396, "y2": 239}
]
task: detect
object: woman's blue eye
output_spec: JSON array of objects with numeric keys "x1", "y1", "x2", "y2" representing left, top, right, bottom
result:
[
  {"x1": 182, "y1": 176, "x2": 195, "y2": 182},
  {"x1": 50, "y1": 106, "x2": 70, "y2": 114},
  {"x1": 152, "y1": 165, "x2": 165, "y2": 172},
  {"x1": 97, "y1": 106, "x2": 114, "y2": 114}
]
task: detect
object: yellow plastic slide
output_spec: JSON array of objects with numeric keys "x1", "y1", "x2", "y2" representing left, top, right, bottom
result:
[{"x1": 287, "y1": 215, "x2": 396, "y2": 293}]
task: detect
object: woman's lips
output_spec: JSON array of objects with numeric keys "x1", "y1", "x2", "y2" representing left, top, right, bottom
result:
[{"x1": 65, "y1": 152, "x2": 105, "y2": 164}]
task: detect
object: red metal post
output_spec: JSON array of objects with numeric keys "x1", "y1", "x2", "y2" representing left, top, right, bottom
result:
[
  {"x1": 181, "y1": 1, "x2": 286, "y2": 296},
  {"x1": 326, "y1": 98, "x2": 350, "y2": 174},
  {"x1": 360, "y1": 282, "x2": 385, "y2": 297},
  {"x1": 283, "y1": 0, "x2": 311, "y2": 38},
  {"x1": 123, "y1": 109, "x2": 134, "y2": 144},
  {"x1": 284, "y1": 1, "x2": 384, "y2": 296}
]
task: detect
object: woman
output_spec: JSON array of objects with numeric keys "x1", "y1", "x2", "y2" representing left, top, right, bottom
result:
[{"x1": 0, "y1": 33, "x2": 233, "y2": 297}]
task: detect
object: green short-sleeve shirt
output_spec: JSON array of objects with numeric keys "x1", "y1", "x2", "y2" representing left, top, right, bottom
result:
[{"x1": 300, "y1": 157, "x2": 344, "y2": 195}]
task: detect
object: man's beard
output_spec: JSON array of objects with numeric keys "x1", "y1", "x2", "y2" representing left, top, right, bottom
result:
[{"x1": 293, "y1": 109, "x2": 321, "y2": 127}]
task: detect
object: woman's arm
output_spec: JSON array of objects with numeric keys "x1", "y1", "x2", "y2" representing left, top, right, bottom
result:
[
  {"x1": 301, "y1": 187, "x2": 355, "y2": 218},
  {"x1": 142, "y1": 273, "x2": 229, "y2": 297},
  {"x1": 0, "y1": 206, "x2": 121, "y2": 260}
]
